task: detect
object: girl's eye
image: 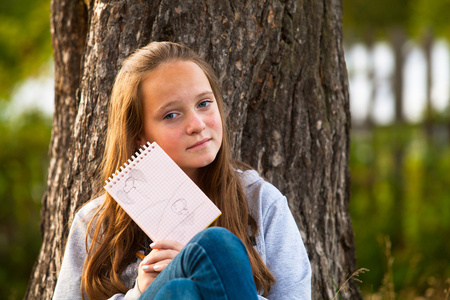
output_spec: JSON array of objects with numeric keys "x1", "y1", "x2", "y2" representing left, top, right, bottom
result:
[
  {"x1": 198, "y1": 100, "x2": 212, "y2": 108},
  {"x1": 163, "y1": 113, "x2": 177, "y2": 120}
]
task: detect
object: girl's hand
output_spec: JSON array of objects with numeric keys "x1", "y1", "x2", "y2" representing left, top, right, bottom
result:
[{"x1": 137, "y1": 240, "x2": 184, "y2": 293}]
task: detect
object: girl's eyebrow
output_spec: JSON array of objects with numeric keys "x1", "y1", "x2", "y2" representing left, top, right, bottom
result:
[
  {"x1": 155, "y1": 90, "x2": 214, "y2": 113},
  {"x1": 196, "y1": 90, "x2": 214, "y2": 98},
  {"x1": 156, "y1": 100, "x2": 180, "y2": 114}
]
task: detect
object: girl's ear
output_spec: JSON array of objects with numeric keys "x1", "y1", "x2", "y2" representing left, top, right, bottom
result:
[{"x1": 135, "y1": 134, "x2": 146, "y2": 149}]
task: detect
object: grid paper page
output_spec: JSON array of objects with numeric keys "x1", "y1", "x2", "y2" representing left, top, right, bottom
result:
[{"x1": 104, "y1": 142, "x2": 221, "y2": 245}]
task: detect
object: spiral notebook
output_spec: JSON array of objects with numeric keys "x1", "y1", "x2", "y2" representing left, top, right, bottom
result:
[{"x1": 104, "y1": 142, "x2": 221, "y2": 245}]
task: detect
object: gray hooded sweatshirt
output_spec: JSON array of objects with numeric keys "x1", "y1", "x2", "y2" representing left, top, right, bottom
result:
[{"x1": 53, "y1": 170, "x2": 311, "y2": 299}]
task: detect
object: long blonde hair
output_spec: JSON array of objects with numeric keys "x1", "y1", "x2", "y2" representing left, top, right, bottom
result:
[{"x1": 81, "y1": 41, "x2": 275, "y2": 299}]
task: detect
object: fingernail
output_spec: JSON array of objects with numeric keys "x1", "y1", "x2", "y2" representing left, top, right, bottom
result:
[
  {"x1": 142, "y1": 265, "x2": 149, "y2": 270},
  {"x1": 150, "y1": 242, "x2": 155, "y2": 248},
  {"x1": 142, "y1": 258, "x2": 148, "y2": 264},
  {"x1": 153, "y1": 265, "x2": 160, "y2": 271}
]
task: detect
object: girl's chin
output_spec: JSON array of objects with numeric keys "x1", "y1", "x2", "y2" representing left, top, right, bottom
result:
[{"x1": 182, "y1": 158, "x2": 217, "y2": 172}]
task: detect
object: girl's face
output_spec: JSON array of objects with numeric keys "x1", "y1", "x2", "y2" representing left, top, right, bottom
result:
[{"x1": 137, "y1": 60, "x2": 223, "y2": 182}]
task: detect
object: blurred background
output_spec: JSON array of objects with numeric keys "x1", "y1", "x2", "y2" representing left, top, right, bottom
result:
[
  {"x1": 0, "y1": 0, "x2": 449, "y2": 299},
  {"x1": 344, "y1": 0, "x2": 450, "y2": 298},
  {"x1": 0, "y1": 1, "x2": 52, "y2": 299}
]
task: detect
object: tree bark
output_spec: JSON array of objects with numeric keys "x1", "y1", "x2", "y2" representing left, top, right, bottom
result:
[{"x1": 26, "y1": 0, "x2": 360, "y2": 299}]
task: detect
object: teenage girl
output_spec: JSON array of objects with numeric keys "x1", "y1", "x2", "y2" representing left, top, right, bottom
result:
[{"x1": 53, "y1": 41, "x2": 311, "y2": 300}]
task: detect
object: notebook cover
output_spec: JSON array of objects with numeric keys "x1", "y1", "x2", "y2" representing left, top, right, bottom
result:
[{"x1": 104, "y1": 142, "x2": 221, "y2": 245}]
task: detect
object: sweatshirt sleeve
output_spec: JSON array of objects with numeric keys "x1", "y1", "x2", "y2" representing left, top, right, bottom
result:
[
  {"x1": 108, "y1": 280, "x2": 141, "y2": 300},
  {"x1": 52, "y1": 201, "x2": 142, "y2": 300},
  {"x1": 261, "y1": 191, "x2": 312, "y2": 299},
  {"x1": 52, "y1": 211, "x2": 90, "y2": 300}
]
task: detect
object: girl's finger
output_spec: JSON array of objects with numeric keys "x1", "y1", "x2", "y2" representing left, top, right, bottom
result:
[
  {"x1": 152, "y1": 262, "x2": 169, "y2": 272},
  {"x1": 141, "y1": 259, "x2": 171, "y2": 273},
  {"x1": 142, "y1": 249, "x2": 178, "y2": 265},
  {"x1": 150, "y1": 240, "x2": 184, "y2": 251}
]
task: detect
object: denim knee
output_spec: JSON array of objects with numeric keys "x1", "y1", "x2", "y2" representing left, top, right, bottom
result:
[
  {"x1": 154, "y1": 279, "x2": 200, "y2": 300},
  {"x1": 192, "y1": 227, "x2": 242, "y2": 246},
  {"x1": 189, "y1": 227, "x2": 247, "y2": 258},
  {"x1": 185, "y1": 227, "x2": 257, "y2": 299}
]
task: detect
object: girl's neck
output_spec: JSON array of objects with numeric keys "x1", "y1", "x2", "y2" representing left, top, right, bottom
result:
[{"x1": 184, "y1": 168, "x2": 200, "y2": 185}]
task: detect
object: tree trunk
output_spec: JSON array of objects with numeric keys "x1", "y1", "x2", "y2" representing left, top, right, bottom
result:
[
  {"x1": 26, "y1": 0, "x2": 360, "y2": 299},
  {"x1": 391, "y1": 27, "x2": 406, "y2": 123},
  {"x1": 365, "y1": 29, "x2": 377, "y2": 128},
  {"x1": 390, "y1": 27, "x2": 406, "y2": 250},
  {"x1": 423, "y1": 28, "x2": 433, "y2": 141}
]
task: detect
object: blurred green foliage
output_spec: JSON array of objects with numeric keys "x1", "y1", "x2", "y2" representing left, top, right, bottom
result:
[
  {"x1": 0, "y1": 1, "x2": 52, "y2": 295},
  {"x1": 344, "y1": 0, "x2": 450, "y2": 296},
  {"x1": 350, "y1": 123, "x2": 450, "y2": 297},
  {"x1": 0, "y1": 0, "x2": 52, "y2": 100},
  {"x1": 0, "y1": 110, "x2": 51, "y2": 299},
  {"x1": 343, "y1": 0, "x2": 450, "y2": 39},
  {"x1": 0, "y1": 0, "x2": 52, "y2": 295},
  {"x1": 343, "y1": 0, "x2": 413, "y2": 40},
  {"x1": 410, "y1": 0, "x2": 450, "y2": 37},
  {"x1": 343, "y1": 0, "x2": 412, "y2": 37}
]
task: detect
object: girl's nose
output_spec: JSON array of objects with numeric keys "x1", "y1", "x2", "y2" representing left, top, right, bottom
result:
[{"x1": 186, "y1": 112, "x2": 206, "y2": 135}]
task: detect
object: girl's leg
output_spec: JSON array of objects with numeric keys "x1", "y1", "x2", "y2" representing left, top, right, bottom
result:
[
  {"x1": 153, "y1": 279, "x2": 200, "y2": 300},
  {"x1": 139, "y1": 227, "x2": 258, "y2": 300}
]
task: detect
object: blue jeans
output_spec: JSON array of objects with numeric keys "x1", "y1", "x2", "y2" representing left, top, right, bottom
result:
[{"x1": 139, "y1": 227, "x2": 258, "y2": 300}]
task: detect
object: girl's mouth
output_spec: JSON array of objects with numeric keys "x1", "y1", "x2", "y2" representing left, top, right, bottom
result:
[{"x1": 187, "y1": 138, "x2": 211, "y2": 150}]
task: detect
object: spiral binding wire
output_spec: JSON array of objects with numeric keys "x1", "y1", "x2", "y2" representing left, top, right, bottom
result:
[{"x1": 104, "y1": 141, "x2": 155, "y2": 189}]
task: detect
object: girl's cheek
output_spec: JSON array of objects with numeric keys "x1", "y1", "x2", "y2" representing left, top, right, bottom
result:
[
  {"x1": 168, "y1": 129, "x2": 183, "y2": 140},
  {"x1": 207, "y1": 113, "x2": 222, "y2": 129}
]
